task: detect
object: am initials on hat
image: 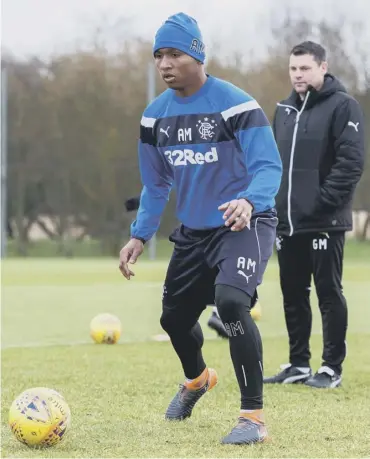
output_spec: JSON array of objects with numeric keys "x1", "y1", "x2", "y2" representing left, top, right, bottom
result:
[{"x1": 190, "y1": 38, "x2": 205, "y2": 55}]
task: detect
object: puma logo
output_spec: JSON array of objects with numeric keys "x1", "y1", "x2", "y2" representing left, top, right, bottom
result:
[
  {"x1": 160, "y1": 126, "x2": 170, "y2": 138},
  {"x1": 237, "y1": 270, "x2": 252, "y2": 283},
  {"x1": 348, "y1": 121, "x2": 359, "y2": 132},
  {"x1": 285, "y1": 107, "x2": 291, "y2": 115}
]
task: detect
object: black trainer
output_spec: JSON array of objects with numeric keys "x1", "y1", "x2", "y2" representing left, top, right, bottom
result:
[
  {"x1": 305, "y1": 366, "x2": 342, "y2": 388},
  {"x1": 207, "y1": 312, "x2": 229, "y2": 339},
  {"x1": 263, "y1": 363, "x2": 312, "y2": 384},
  {"x1": 165, "y1": 368, "x2": 218, "y2": 420}
]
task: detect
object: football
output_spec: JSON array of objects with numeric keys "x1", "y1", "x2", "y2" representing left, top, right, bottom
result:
[
  {"x1": 9, "y1": 387, "x2": 71, "y2": 448},
  {"x1": 90, "y1": 313, "x2": 122, "y2": 344},
  {"x1": 251, "y1": 301, "x2": 262, "y2": 321}
]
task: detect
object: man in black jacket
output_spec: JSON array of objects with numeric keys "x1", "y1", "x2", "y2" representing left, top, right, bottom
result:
[{"x1": 264, "y1": 41, "x2": 364, "y2": 388}]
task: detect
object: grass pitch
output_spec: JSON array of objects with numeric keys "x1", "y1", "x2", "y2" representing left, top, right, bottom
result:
[{"x1": 1, "y1": 246, "x2": 370, "y2": 458}]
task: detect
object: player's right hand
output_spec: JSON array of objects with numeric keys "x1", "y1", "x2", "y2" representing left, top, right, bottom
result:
[{"x1": 119, "y1": 238, "x2": 144, "y2": 280}]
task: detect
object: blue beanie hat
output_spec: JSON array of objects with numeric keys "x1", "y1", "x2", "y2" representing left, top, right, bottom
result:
[{"x1": 153, "y1": 12, "x2": 205, "y2": 63}]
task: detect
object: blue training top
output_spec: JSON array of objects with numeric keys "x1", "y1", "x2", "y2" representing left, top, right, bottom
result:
[{"x1": 131, "y1": 75, "x2": 282, "y2": 241}]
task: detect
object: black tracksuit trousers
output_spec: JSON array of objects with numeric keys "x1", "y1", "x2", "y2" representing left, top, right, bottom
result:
[{"x1": 277, "y1": 231, "x2": 347, "y2": 375}]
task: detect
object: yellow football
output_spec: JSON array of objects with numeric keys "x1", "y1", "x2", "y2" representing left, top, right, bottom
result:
[
  {"x1": 9, "y1": 387, "x2": 71, "y2": 448},
  {"x1": 251, "y1": 301, "x2": 262, "y2": 321},
  {"x1": 90, "y1": 313, "x2": 121, "y2": 344}
]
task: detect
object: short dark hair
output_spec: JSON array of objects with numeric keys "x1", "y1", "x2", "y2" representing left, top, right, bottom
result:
[{"x1": 290, "y1": 41, "x2": 327, "y2": 64}]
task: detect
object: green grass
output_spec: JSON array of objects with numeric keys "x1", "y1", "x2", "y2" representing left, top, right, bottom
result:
[
  {"x1": 5, "y1": 237, "x2": 175, "y2": 259},
  {"x1": 1, "y1": 252, "x2": 370, "y2": 458}
]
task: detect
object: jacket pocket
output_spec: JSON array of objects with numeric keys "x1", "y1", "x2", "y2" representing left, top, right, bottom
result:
[{"x1": 291, "y1": 170, "x2": 320, "y2": 221}]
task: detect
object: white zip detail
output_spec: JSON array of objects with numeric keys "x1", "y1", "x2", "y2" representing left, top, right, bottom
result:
[{"x1": 277, "y1": 93, "x2": 310, "y2": 236}]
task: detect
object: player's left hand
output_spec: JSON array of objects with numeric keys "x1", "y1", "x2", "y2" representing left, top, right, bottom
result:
[{"x1": 218, "y1": 199, "x2": 253, "y2": 231}]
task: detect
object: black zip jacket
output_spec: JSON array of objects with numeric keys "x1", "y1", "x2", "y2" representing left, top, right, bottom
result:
[{"x1": 273, "y1": 74, "x2": 365, "y2": 236}]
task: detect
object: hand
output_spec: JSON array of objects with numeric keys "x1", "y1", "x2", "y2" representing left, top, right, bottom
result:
[
  {"x1": 119, "y1": 238, "x2": 144, "y2": 280},
  {"x1": 218, "y1": 199, "x2": 253, "y2": 232}
]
